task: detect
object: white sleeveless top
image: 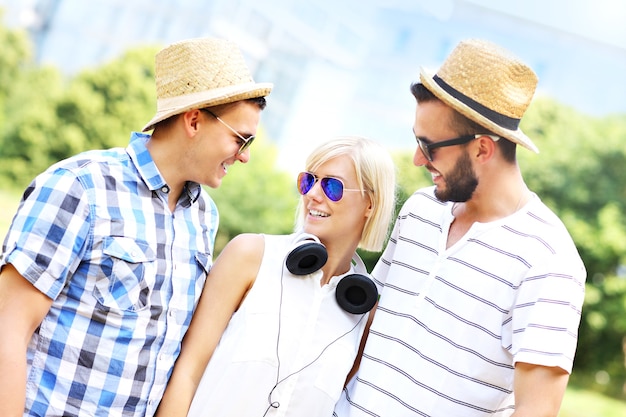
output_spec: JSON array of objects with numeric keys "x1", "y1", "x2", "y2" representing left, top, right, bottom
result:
[{"x1": 187, "y1": 233, "x2": 373, "y2": 417}]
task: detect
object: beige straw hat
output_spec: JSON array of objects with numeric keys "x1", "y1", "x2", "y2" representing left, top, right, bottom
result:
[
  {"x1": 420, "y1": 39, "x2": 539, "y2": 153},
  {"x1": 142, "y1": 37, "x2": 273, "y2": 132}
]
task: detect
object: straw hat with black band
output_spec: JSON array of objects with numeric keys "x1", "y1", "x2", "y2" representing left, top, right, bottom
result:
[
  {"x1": 419, "y1": 39, "x2": 539, "y2": 153},
  {"x1": 142, "y1": 37, "x2": 273, "y2": 132}
]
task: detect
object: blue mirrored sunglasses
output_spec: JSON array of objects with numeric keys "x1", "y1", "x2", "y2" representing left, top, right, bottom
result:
[{"x1": 297, "y1": 172, "x2": 363, "y2": 202}]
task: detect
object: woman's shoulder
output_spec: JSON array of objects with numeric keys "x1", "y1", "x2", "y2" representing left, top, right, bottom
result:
[
  {"x1": 221, "y1": 233, "x2": 303, "y2": 263},
  {"x1": 223, "y1": 233, "x2": 265, "y2": 257}
]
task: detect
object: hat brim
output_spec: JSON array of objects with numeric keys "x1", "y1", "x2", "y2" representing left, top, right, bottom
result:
[
  {"x1": 419, "y1": 67, "x2": 538, "y2": 153},
  {"x1": 142, "y1": 82, "x2": 273, "y2": 132}
]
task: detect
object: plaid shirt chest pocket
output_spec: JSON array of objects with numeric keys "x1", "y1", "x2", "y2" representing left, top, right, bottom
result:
[{"x1": 95, "y1": 236, "x2": 157, "y2": 312}]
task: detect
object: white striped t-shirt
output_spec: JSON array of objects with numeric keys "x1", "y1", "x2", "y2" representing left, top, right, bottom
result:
[{"x1": 335, "y1": 186, "x2": 586, "y2": 417}]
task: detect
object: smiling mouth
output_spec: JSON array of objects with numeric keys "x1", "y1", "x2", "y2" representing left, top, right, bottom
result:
[{"x1": 309, "y1": 209, "x2": 329, "y2": 218}]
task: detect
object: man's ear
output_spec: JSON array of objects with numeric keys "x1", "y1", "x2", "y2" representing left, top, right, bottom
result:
[
  {"x1": 182, "y1": 109, "x2": 203, "y2": 135},
  {"x1": 474, "y1": 135, "x2": 498, "y2": 163}
]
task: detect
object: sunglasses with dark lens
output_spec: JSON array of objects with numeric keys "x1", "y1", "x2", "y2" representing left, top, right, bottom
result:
[
  {"x1": 415, "y1": 133, "x2": 500, "y2": 162},
  {"x1": 297, "y1": 172, "x2": 363, "y2": 202},
  {"x1": 200, "y1": 108, "x2": 255, "y2": 155}
]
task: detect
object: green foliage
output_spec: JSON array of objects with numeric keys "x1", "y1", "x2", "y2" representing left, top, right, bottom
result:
[
  {"x1": 520, "y1": 97, "x2": 626, "y2": 399},
  {"x1": 63, "y1": 46, "x2": 158, "y2": 150},
  {"x1": 391, "y1": 148, "x2": 432, "y2": 203},
  {"x1": 0, "y1": 66, "x2": 68, "y2": 187},
  {"x1": 0, "y1": 10, "x2": 32, "y2": 102},
  {"x1": 560, "y1": 386, "x2": 626, "y2": 417},
  {"x1": 0, "y1": 16, "x2": 64, "y2": 189},
  {"x1": 571, "y1": 273, "x2": 626, "y2": 398},
  {"x1": 0, "y1": 27, "x2": 158, "y2": 189}
]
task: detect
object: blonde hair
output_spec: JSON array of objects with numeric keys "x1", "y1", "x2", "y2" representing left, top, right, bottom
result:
[{"x1": 295, "y1": 136, "x2": 396, "y2": 252}]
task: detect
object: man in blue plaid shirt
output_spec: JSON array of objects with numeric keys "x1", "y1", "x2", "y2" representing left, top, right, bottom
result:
[{"x1": 0, "y1": 37, "x2": 272, "y2": 417}]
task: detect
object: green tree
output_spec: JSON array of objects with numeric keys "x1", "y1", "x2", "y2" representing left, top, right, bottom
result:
[
  {"x1": 0, "y1": 59, "x2": 62, "y2": 188},
  {"x1": 0, "y1": 35, "x2": 158, "y2": 190},
  {"x1": 59, "y1": 45, "x2": 159, "y2": 151},
  {"x1": 0, "y1": 22, "x2": 66, "y2": 189},
  {"x1": 520, "y1": 98, "x2": 626, "y2": 398},
  {"x1": 391, "y1": 148, "x2": 432, "y2": 203},
  {"x1": 0, "y1": 10, "x2": 31, "y2": 102}
]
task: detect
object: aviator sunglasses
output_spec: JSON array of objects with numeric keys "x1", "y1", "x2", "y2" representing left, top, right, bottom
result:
[
  {"x1": 297, "y1": 172, "x2": 363, "y2": 202},
  {"x1": 200, "y1": 108, "x2": 255, "y2": 155}
]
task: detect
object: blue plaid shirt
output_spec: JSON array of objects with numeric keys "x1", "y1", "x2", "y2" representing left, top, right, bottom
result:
[{"x1": 0, "y1": 132, "x2": 218, "y2": 417}]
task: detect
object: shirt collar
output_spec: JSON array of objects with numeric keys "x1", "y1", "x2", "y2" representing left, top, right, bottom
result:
[{"x1": 126, "y1": 132, "x2": 202, "y2": 204}]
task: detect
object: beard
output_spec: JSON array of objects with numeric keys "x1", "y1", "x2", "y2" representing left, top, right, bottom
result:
[{"x1": 433, "y1": 151, "x2": 478, "y2": 203}]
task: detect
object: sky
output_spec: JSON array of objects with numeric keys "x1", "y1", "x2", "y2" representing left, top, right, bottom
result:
[
  {"x1": 0, "y1": 0, "x2": 623, "y2": 171},
  {"x1": 465, "y1": 0, "x2": 626, "y2": 50},
  {"x1": 273, "y1": 0, "x2": 626, "y2": 171}
]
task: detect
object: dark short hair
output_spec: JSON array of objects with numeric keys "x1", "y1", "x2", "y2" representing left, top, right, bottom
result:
[
  {"x1": 246, "y1": 96, "x2": 267, "y2": 110},
  {"x1": 154, "y1": 96, "x2": 268, "y2": 131},
  {"x1": 410, "y1": 82, "x2": 437, "y2": 103}
]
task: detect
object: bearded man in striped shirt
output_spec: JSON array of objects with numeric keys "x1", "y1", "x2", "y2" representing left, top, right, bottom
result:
[{"x1": 335, "y1": 39, "x2": 586, "y2": 417}]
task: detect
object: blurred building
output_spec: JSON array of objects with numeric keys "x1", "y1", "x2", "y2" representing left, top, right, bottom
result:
[{"x1": 1, "y1": 0, "x2": 625, "y2": 172}]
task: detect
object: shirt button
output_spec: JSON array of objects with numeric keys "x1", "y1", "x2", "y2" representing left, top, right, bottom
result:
[{"x1": 161, "y1": 185, "x2": 170, "y2": 193}]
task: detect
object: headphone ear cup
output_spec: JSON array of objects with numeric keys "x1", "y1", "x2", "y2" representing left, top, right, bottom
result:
[
  {"x1": 336, "y1": 274, "x2": 378, "y2": 314},
  {"x1": 285, "y1": 242, "x2": 328, "y2": 275}
]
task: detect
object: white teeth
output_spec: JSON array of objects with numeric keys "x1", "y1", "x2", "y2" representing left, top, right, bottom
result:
[{"x1": 309, "y1": 209, "x2": 329, "y2": 217}]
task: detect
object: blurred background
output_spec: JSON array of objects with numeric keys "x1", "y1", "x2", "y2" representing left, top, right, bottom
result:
[
  {"x1": 0, "y1": 0, "x2": 625, "y2": 415},
  {"x1": 1, "y1": 0, "x2": 625, "y2": 170}
]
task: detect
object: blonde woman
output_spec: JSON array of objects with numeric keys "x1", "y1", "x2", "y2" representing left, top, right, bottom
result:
[{"x1": 156, "y1": 136, "x2": 396, "y2": 417}]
